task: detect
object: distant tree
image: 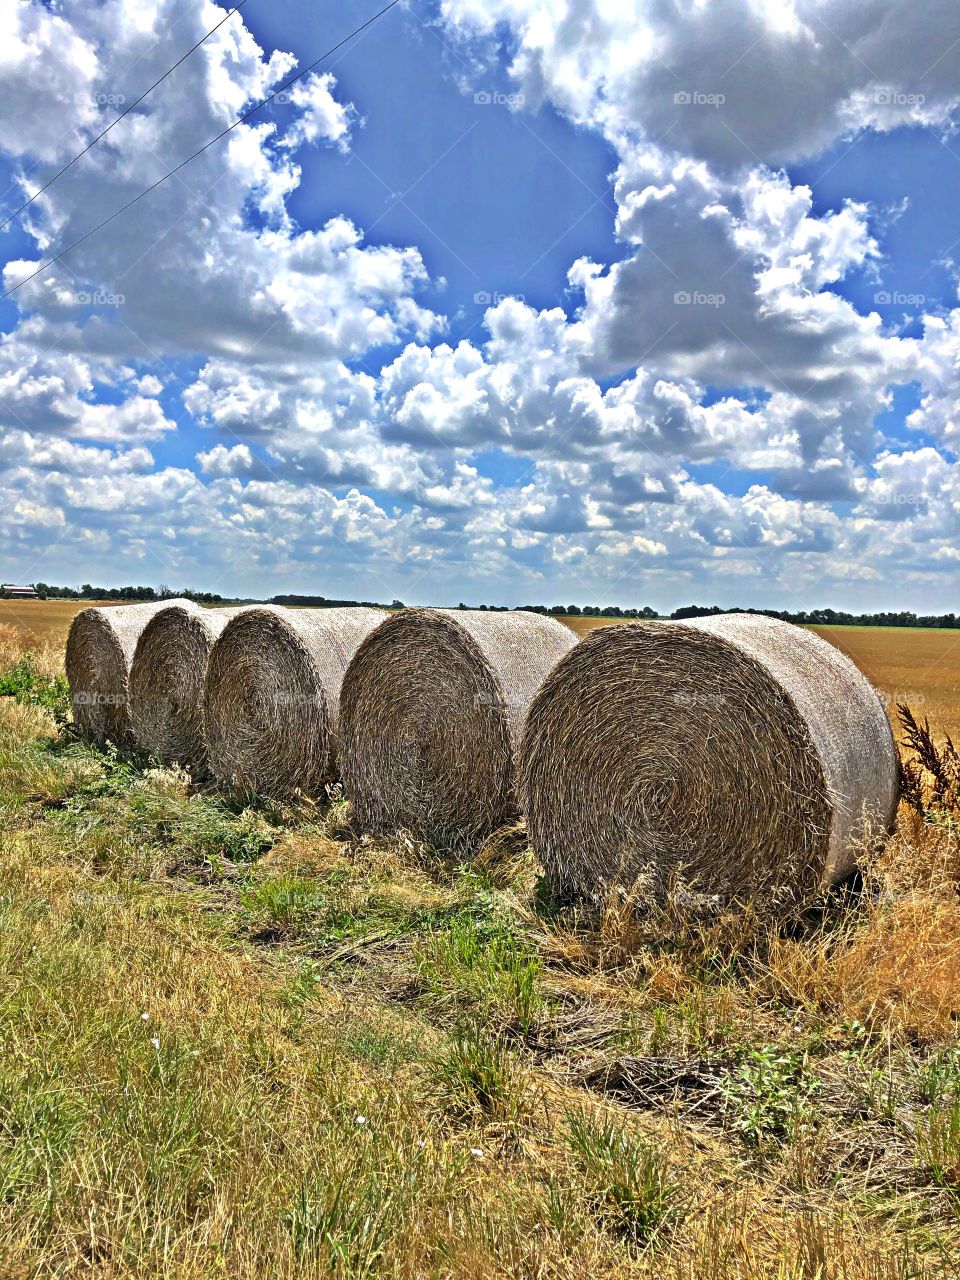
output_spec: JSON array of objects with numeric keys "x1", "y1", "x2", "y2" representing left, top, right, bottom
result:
[{"x1": 671, "y1": 604, "x2": 722, "y2": 620}]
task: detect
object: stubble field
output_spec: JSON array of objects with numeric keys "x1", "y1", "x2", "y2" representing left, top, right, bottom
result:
[{"x1": 0, "y1": 601, "x2": 957, "y2": 1277}]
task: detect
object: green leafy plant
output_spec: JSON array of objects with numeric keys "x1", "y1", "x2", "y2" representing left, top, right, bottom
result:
[
  {"x1": 0, "y1": 654, "x2": 70, "y2": 720},
  {"x1": 721, "y1": 1045, "x2": 819, "y2": 1146}
]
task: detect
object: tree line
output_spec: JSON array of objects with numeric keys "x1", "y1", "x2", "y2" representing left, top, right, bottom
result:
[
  {"x1": 3, "y1": 584, "x2": 957, "y2": 628},
  {"x1": 19, "y1": 583, "x2": 228, "y2": 604}
]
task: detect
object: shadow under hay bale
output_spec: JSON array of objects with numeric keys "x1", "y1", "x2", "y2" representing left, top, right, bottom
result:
[
  {"x1": 203, "y1": 605, "x2": 385, "y2": 800},
  {"x1": 338, "y1": 607, "x2": 578, "y2": 851},
  {"x1": 520, "y1": 613, "x2": 900, "y2": 912},
  {"x1": 129, "y1": 601, "x2": 248, "y2": 774},
  {"x1": 66, "y1": 600, "x2": 191, "y2": 746}
]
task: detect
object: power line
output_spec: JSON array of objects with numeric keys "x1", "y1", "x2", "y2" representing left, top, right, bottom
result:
[
  {"x1": 1, "y1": 0, "x2": 402, "y2": 303},
  {"x1": 0, "y1": 1, "x2": 251, "y2": 234}
]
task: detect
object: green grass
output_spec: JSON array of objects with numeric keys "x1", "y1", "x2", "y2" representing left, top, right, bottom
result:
[
  {"x1": 417, "y1": 911, "x2": 548, "y2": 1034},
  {"x1": 566, "y1": 1110, "x2": 682, "y2": 1247},
  {"x1": 0, "y1": 653, "x2": 70, "y2": 718}
]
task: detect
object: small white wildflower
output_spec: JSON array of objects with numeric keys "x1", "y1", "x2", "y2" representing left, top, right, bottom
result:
[
  {"x1": 416, "y1": 1139, "x2": 426, "y2": 1149},
  {"x1": 355, "y1": 1114, "x2": 367, "y2": 1126},
  {"x1": 469, "y1": 1147, "x2": 484, "y2": 1158},
  {"x1": 150, "y1": 1036, "x2": 160, "y2": 1050},
  {"x1": 140, "y1": 1012, "x2": 150, "y2": 1022}
]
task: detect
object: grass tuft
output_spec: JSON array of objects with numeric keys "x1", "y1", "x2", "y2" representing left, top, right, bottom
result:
[{"x1": 566, "y1": 1109, "x2": 681, "y2": 1247}]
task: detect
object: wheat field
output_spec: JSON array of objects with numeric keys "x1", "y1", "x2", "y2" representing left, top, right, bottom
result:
[{"x1": 0, "y1": 603, "x2": 958, "y2": 1277}]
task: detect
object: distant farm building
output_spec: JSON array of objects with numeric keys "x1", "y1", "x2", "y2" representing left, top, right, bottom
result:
[{"x1": 1, "y1": 584, "x2": 38, "y2": 598}]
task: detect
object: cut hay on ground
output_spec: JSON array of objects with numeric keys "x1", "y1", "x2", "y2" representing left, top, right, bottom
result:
[
  {"x1": 129, "y1": 602, "x2": 246, "y2": 774},
  {"x1": 66, "y1": 601, "x2": 191, "y2": 746},
  {"x1": 203, "y1": 605, "x2": 385, "y2": 800},
  {"x1": 520, "y1": 613, "x2": 900, "y2": 909},
  {"x1": 339, "y1": 608, "x2": 578, "y2": 850}
]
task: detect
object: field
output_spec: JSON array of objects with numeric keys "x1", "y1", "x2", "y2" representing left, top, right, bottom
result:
[
  {"x1": 0, "y1": 604, "x2": 958, "y2": 1277},
  {"x1": 0, "y1": 597, "x2": 116, "y2": 641}
]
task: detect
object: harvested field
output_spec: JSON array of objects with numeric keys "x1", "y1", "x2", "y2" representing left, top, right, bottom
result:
[
  {"x1": 813, "y1": 624, "x2": 960, "y2": 745},
  {"x1": 0, "y1": 598, "x2": 117, "y2": 645},
  {"x1": 0, "y1": 619, "x2": 958, "y2": 1278}
]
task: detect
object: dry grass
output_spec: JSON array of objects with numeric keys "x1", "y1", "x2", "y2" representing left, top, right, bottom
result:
[
  {"x1": 0, "y1": 617, "x2": 958, "y2": 1277},
  {"x1": 0, "y1": 621, "x2": 65, "y2": 680}
]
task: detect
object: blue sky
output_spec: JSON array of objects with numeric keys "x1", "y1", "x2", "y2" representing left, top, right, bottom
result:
[{"x1": 1, "y1": 0, "x2": 960, "y2": 610}]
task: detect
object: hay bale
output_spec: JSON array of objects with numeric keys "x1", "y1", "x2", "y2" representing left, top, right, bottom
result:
[
  {"x1": 520, "y1": 613, "x2": 899, "y2": 907},
  {"x1": 128, "y1": 601, "x2": 247, "y2": 773},
  {"x1": 339, "y1": 608, "x2": 578, "y2": 849},
  {"x1": 203, "y1": 605, "x2": 386, "y2": 799},
  {"x1": 66, "y1": 600, "x2": 191, "y2": 745}
]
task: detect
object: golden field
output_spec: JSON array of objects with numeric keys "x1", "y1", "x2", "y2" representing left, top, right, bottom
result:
[
  {"x1": 0, "y1": 597, "x2": 124, "y2": 642},
  {"x1": 0, "y1": 604, "x2": 958, "y2": 1276}
]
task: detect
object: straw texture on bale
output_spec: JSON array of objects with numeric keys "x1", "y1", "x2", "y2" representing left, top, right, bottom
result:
[
  {"x1": 66, "y1": 600, "x2": 191, "y2": 746},
  {"x1": 521, "y1": 613, "x2": 899, "y2": 908},
  {"x1": 128, "y1": 601, "x2": 246, "y2": 773},
  {"x1": 339, "y1": 608, "x2": 578, "y2": 849},
  {"x1": 203, "y1": 605, "x2": 385, "y2": 799}
]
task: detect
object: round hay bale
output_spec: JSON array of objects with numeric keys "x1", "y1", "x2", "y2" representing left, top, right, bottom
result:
[
  {"x1": 66, "y1": 600, "x2": 191, "y2": 746},
  {"x1": 128, "y1": 601, "x2": 247, "y2": 773},
  {"x1": 339, "y1": 608, "x2": 578, "y2": 849},
  {"x1": 203, "y1": 605, "x2": 386, "y2": 799},
  {"x1": 520, "y1": 613, "x2": 899, "y2": 908}
]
